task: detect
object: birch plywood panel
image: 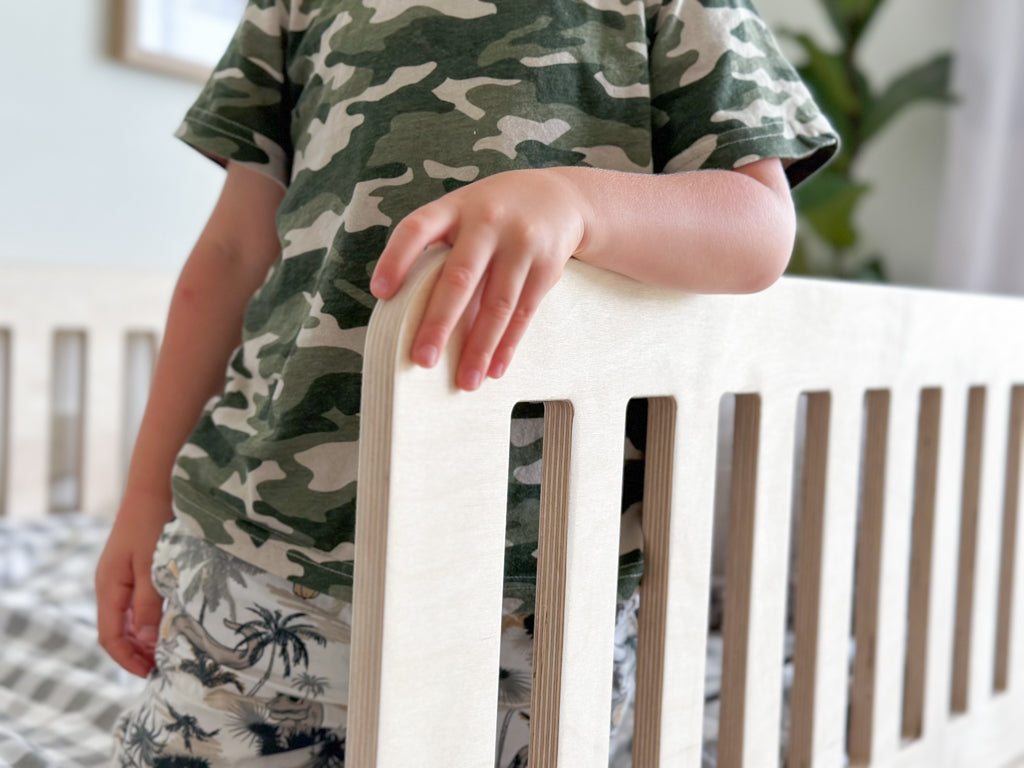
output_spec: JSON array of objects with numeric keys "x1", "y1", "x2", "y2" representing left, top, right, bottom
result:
[
  {"x1": 351, "y1": 248, "x2": 1024, "y2": 768},
  {"x1": 0, "y1": 266, "x2": 173, "y2": 518}
]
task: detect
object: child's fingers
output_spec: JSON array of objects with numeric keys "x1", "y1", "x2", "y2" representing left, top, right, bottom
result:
[
  {"x1": 131, "y1": 559, "x2": 163, "y2": 647},
  {"x1": 371, "y1": 202, "x2": 456, "y2": 299},
  {"x1": 96, "y1": 562, "x2": 153, "y2": 678},
  {"x1": 455, "y1": 255, "x2": 532, "y2": 390},
  {"x1": 486, "y1": 268, "x2": 557, "y2": 379},
  {"x1": 411, "y1": 235, "x2": 497, "y2": 368}
]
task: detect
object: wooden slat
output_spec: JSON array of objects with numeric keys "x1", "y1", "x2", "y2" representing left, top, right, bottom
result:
[
  {"x1": 902, "y1": 388, "x2": 943, "y2": 740},
  {"x1": 635, "y1": 395, "x2": 718, "y2": 768},
  {"x1": 848, "y1": 390, "x2": 890, "y2": 764},
  {"x1": 6, "y1": 326, "x2": 51, "y2": 519},
  {"x1": 553, "y1": 400, "x2": 626, "y2": 767},
  {"x1": 952, "y1": 388, "x2": 986, "y2": 712},
  {"x1": 1011, "y1": 388, "x2": 1024, "y2": 696},
  {"x1": 530, "y1": 400, "x2": 572, "y2": 768},
  {"x1": 919, "y1": 386, "x2": 966, "y2": 737},
  {"x1": 789, "y1": 389, "x2": 860, "y2": 768},
  {"x1": 968, "y1": 385, "x2": 1009, "y2": 710},
  {"x1": 850, "y1": 389, "x2": 919, "y2": 762},
  {"x1": 789, "y1": 392, "x2": 832, "y2": 768},
  {"x1": 351, "y1": 281, "x2": 511, "y2": 768},
  {"x1": 995, "y1": 386, "x2": 1024, "y2": 692},
  {"x1": 0, "y1": 330, "x2": 10, "y2": 517},
  {"x1": 82, "y1": 327, "x2": 125, "y2": 515},
  {"x1": 719, "y1": 394, "x2": 795, "y2": 768},
  {"x1": 630, "y1": 396, "x2": 674, "y2": 768}
]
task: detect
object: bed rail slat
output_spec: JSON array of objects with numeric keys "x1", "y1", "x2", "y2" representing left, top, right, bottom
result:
[
  {"x1": 996, "y1": 386, "x2": 1024, "y2": 693},
  {"x1": 919, "y1": 386, "x2": 966, "y2": 737},
  {"x1": 6, "y1": 326, "x2": 51, "y2": 519},
  {"x1": 634, "y1": 395, "x2": 717, "y2": 768},
  {"x1": 952, "y1": 388, "x2": 987, "y2": 713},
  {"x1": 81, "y1": 327, "x2": 126, "y2": 515},
  {"x1": 531, "y1": 400, "x2": 572, "y2": 768},
  {"x1": 553, "y1": 401, "x2": 626, "y2": 767},
  {"x1": 374, "y1": 398, "x2": 510, "y2": 767},
  {"x1": 790, "y1": 389, "x2": 860, "y2": 768},
  {"x1": 719, "y1": 394, "x2": 795, "y2": 768},
  {"x1": 861, "y1": 389, "x2": 918, "y2": 761},
  {"x1": 967, "y1": 385, "x2": 1010, "y2": 709}
]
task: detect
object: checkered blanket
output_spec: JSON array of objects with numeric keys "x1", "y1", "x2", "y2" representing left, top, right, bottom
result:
[
  {"x1": 0, "y1": 515, "x2": 795, "y2": 768},
  {"x1": 0, "y1": 515, "x2": 144, "y2": 767}
]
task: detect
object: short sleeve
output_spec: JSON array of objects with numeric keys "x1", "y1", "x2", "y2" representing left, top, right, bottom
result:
[
  {"x1": 174, "y1": 0, "x2": 292, "y2": 187},
  {"x1": 648, "y1": 0, "x2": 838, "y2": 186}
]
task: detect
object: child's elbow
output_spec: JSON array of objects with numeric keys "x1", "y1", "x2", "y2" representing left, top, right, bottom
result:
[{"x1": 733, "y1": 200, "x2": 796, "y2": 294}]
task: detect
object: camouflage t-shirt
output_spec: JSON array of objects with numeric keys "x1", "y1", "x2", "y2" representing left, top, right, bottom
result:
[{"x1": 171, "y1": 0, "x2": 837, "y2": 604}]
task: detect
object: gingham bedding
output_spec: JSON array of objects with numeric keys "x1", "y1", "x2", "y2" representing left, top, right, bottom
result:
[
  {"x1": 0, "y1": 515, "x2": 144, "y2": 767},
  {"x1": 0, "y1": 514, "x2": 797, "y2": 768}
]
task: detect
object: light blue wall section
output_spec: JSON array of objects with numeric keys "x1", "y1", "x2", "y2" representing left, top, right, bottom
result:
[{"x1": 1, "y1": 0, "x2": 224, "y2": 274}]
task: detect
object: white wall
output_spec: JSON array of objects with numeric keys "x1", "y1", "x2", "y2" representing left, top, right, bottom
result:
[
  {"x1": 757, "y1": 0, "x2": 958, "y2": 285},
  {"x1": 1, "y1": 0, "x2": 956, "y2": 286},
  {"x1": 0, "y1": 0, "x2": 223, "y2": 275}
]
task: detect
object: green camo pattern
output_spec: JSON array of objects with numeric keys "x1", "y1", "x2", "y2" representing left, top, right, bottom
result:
[{"x1": 172, "y1": 0, "x2": 837, "y2": 602}]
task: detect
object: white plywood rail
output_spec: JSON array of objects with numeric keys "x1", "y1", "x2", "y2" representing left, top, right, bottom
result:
[
  {"x1": 0, "y1": 265, "x2": 173, "y2": 518},
  {"x1": 351, "y1": 248, "x2": 1024, "y2": 768}
]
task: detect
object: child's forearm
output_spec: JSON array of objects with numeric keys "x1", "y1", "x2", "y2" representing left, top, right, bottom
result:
[
  {"x1": 122, "y1": 164, "x2": 284, "y2": 505},
  {"x1": 550, "y1": 158, "x2": 795, "y2": 294},
  {"x1": 124, "y1": 250, "x2": 260, "y2": 502},
  {"x1": 371, "y1": 158, "x2": 796, "y2": 391}
]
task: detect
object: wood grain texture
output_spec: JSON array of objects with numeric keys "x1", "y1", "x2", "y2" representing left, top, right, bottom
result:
[
  {"x1": 995, "y1": 387, "x2": 1024, "y2": 692},
  {"x1": 0, "y1": 266, "x2": 172, "y2": 518},
  {"x1": 531, "y1": 400, "x2": 572, "y2": 768},
  {"x1": 350, "y1": 251, "x2": 1024, "y2": 767}
]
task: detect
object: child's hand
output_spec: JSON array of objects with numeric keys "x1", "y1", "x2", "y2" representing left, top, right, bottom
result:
[
  {"x1": 95, "y1": 491, "x2": 173, "y2": 677},
  {"x1": 370, "y1": 169, "x2": 587, "y2": 391}
]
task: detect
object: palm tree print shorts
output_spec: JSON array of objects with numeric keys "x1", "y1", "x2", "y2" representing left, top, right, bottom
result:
[{"x1": 111, "y1": 518, "x2": 638, "y2": 767}]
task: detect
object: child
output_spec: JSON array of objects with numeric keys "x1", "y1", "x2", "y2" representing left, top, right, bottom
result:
[{"x1": 97, "y1": 0, "x2": 837, "y2": 764}]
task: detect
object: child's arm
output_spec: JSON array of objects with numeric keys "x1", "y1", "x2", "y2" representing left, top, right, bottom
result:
[
  {"x1": 370, "y1": 158, "x2": 795, "y2": 391},
  {"x1": 95, "y1": 162, "x2": 284, "y2": 677}
]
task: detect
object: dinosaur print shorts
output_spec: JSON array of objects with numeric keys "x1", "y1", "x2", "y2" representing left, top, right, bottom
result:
[{"x1": 110, "y1": 519, "x2": 638, "y2": 767}]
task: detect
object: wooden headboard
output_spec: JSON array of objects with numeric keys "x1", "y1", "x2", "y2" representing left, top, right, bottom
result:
[
  {"x1": 349, "y1": 250, "x2": 1024, "y2": 768},
  {"x1": 0, "y1": 266, "x2": 174, "y2": 519}
]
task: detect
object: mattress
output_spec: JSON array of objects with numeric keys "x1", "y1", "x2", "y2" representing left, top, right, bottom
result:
[{"x1": 0, "y1": 515, "x2": 145, "y2": 767}]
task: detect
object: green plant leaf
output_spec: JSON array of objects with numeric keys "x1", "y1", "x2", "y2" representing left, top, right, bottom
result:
[
  {"x1": 786, "y1": 234, "x2": 814, "y2": 276},
  {"x1": 846, "y1": 255, "x2": 888, "y2": 282},
  {"x1": 794, "y1": 169, "x2": 871, "y2": 249},
  {"x1": 818, "y1": 0, "x2": 887, "y2": 48},
  {"x1": 861, "y1": 54, "x2": 955, "y2": 143},
  {"x1": 784, "y1": 32, "x2": 860, "y2": 115},
  {"x1": 780, "y1": 30, "x2": 870, "y2": 167}
]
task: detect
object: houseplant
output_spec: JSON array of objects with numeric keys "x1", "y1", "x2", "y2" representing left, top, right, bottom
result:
[{"x1": 782, "y1": 0, "x2": 955, "y2": 280}]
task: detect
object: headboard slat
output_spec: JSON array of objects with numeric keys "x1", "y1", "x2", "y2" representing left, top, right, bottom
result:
[
  {"x1": 7, "y1": 325, "x2": 52, "y2": 518},
  {"x1": 642, "y1": 395, "x2": 717, "y2": 766},
  {"x1": 865, "y1": 389, "x2": 919, "y2": 760},
  {"x1": 971, "y1": 385, "x2": 1011, "y2": 707},
  {"x1": 82, "y1": 326, "x2": 126, "y2": 515},
  {"x1": 917, "y1": 386, "x2": 967, "y2": 737},
  {"x1": 553, "y1": 402, "x2": 625, "y2": 767}
]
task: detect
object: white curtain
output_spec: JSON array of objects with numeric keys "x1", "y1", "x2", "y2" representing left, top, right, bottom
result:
[{"x1": 933, "y1": 0, "x2": 1024, "y2": 294}]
